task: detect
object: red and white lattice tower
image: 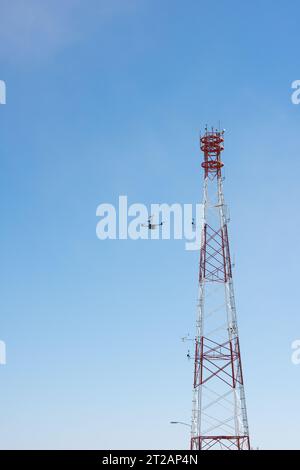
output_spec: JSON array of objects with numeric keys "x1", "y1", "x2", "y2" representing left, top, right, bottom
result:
[{"x1": 190, "y1": 128, "x2": 250, "y2": 450}]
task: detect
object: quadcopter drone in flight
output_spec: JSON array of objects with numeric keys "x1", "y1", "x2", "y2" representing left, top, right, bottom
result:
[{"x1": 141, "y1": 215, "x2": 164, "y2": 230}]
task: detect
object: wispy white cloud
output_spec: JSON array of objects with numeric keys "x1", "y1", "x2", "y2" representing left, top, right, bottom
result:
[
  {"x1": 0, "y1": 0, "x2": 79, "y2": 61},
  {"x1": 0, "y1": 0, "x2": 138, "y2": 63}
]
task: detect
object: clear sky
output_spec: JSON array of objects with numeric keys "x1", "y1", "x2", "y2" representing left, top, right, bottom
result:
[{"x1": 0, "y1": 0, "x2": 300, "y2": 450}]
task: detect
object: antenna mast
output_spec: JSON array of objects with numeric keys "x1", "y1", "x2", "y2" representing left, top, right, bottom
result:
[{"x1": 190, "y1": 128, "x2": 250, "y2": 450}]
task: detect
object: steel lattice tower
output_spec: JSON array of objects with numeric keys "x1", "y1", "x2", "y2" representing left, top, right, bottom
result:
[{"x1": 190, "y1": 128, "x2": 250, "y2": 450}]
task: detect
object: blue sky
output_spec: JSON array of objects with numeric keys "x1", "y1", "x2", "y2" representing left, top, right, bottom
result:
[{"x1": 0, "y1": 0, "x2": 300, "y2": 449}]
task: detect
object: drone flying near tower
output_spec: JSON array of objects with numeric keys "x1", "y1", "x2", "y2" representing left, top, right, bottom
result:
[{"x1": 190, "y1": 128, "x2": 250, "y2": 450}]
